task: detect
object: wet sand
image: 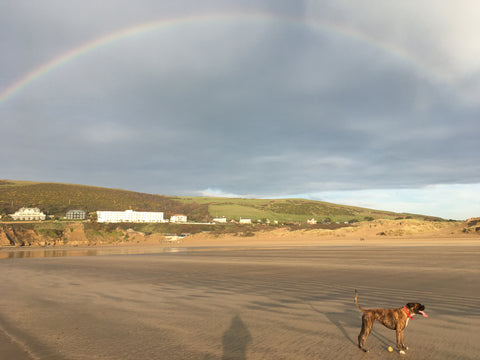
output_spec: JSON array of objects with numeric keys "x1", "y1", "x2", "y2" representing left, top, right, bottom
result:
[{"x1": 1, "y1": 240, "x2": 479, "y2": 359}]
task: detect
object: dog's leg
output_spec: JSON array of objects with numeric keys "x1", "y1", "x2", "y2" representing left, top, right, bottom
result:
[
  {"x1": 396, "y1": 329, "x2": 402, "y2": 350},
  {"x1": 396, "y1": 329, "x2": 408, "y2": 352},
  {"x1": 358, "y1": 313, "x2": 373, "y2": 352}
]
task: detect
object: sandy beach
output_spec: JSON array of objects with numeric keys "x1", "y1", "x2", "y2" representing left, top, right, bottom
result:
[{"x1": 1, "y1": 230, "x2": 479, "y2": 359}]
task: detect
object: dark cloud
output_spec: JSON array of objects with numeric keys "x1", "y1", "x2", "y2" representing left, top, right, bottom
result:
[{"x1": 1, "y1": 1, "x2": 480, "y2": 219}]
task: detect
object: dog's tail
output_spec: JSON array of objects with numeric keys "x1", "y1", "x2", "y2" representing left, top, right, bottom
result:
[{"x1": 354, "y1": 289, "x2": 366, "y2": 312}]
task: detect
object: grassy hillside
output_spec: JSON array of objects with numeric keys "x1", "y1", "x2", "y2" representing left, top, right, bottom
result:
[
  {"x1": 174, "y1": 197, "x2": 432, "y2": 223},
  {"x1": 0, "y1": 180, "x2": 439, "y2": 223},
  {"x1": 0, "y1": 180, "x2": 209, "y2": 221}
]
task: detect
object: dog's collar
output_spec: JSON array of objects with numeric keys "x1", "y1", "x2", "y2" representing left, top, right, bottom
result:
[{"x1": 404, "y1": 306, "x2": 413, "y2": 320}]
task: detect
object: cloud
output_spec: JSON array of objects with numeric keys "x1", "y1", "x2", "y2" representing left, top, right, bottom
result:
[
  {"x1": 1, "y1": 1, "x2": 480, "y2": 219},
  {"x1": 198, "y1": 188, "x2": 244, "y2": 198},
  {"x1": 305, "y1": 0, "x2": 480, "y2": 105}
]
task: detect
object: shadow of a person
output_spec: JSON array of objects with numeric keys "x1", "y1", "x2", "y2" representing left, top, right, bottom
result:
[{"x1": 222, "y1": 315, "x2": 252, "y2": 360}]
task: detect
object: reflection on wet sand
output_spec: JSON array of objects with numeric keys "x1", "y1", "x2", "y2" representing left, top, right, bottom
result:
[{"x1": 0, "y1": 247, "x2": 184, "y2": 260}]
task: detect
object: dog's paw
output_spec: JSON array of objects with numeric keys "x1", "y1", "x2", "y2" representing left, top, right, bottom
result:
[
  {"x1": 358, "y1": 345, "x2": 369, "y2": 352},
  {"x1": 399, "y1": 350, "x2": 406, "y2": 355}
]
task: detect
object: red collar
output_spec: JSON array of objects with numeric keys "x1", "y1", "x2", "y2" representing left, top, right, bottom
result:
[{"x1": 404, "y1": 306, "x2": 413, "y2": 320}]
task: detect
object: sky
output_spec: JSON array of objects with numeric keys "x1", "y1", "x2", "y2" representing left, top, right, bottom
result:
[{"x1": 1, "y1": 0, "x2": 480, "y2": 220}]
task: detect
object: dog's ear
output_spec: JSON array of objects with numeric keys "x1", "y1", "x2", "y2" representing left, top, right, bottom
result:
[{"x1": 406, "y1": 303, "x2": 416, "y2": 310}]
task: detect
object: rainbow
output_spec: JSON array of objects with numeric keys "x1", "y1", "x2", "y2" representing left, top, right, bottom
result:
[{"x1": 0, "y1": 12, "x2": 419, "y2": 105}]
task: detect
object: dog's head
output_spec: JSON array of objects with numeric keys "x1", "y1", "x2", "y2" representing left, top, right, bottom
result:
[{"x1": 406, "y1": 302, "x2": 428, "y2": 317}]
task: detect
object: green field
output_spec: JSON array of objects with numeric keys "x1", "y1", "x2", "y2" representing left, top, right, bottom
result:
[{"x1": 174, "y1": 197, "x2": 428, "y2": 223}]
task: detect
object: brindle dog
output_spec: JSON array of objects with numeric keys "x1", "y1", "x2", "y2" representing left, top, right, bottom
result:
[{"x1": 354, "y1": 289, "x2": 427, "y2": 353}]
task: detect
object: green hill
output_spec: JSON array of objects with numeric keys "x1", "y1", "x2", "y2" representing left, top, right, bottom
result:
[
  {"x1": 174, "y1": 196, "x2": 432, "y2": 223},
  {"x1": 0, "y1": 180, "x2": 438, "y2": 223},
  {"x1": 0, "y1": 180, "x2": 209, "y2": 221}
]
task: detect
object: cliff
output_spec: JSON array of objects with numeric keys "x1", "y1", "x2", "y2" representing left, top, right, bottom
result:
[
  {"x1": 0, "y1": 223, "x2": 157, "y2": 247},
  {"x1": 0, "y1": 219, "x2": 476, "y2": 248}
]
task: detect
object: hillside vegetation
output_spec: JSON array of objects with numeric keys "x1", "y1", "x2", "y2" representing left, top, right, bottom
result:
[
  {"x1": 0, "y1": 180, "x2": 209, "y2": 221},
  {"x1": 174, "y1": 196, "x2": 435, "y2": 223},
  {"x1": 1, "y1": 179, "x2": 440, "y2": 223}
]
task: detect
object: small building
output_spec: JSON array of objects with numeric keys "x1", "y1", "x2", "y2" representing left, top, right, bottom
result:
[
  {"x1": 66, "y1": 210, "x2": 87, "y2": 220},
  {"x1": 170, "y1": 214, "x2": 187, "y2": 223},
  {"x1": 239, "y1": 218, "x2": 252, "y2": 224},
  {"x1": 10, "y1": 207, "x2": 46, "y2": 221},
  {"x1": 213, "y1": 217, "x2": 227, "y2": 223},
  {"x1": 307, "y1": 218, "x2": 317, "y2": 225}
]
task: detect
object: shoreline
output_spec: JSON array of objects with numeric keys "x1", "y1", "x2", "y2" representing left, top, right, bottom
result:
[
  {"x1": 1, "y1": 229, "x2": 480, "y2": 249},
  {"x1": 1, "y1": 233, "x2": 479, "y2": 261}
]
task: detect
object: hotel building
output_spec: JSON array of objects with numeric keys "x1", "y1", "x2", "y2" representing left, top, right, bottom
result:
[
  {"x1": 96, "y1": 210, "x2": 165, "y2": 223},
  {"x1": 10, "y1": 207, "x2": 46, "y2": 221}
]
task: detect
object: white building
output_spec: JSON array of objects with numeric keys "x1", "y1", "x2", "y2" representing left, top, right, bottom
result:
[
  {"x1": 96, "y1": 210, "x2": 165, "y2": 223},
  {"x1": 170, "y1": 214, "x2": 187, "y2": 223},
  {"x1": 66, "y1": 210, "x2": 87, "y2": 220},
  {"x1": 239, "y1": 218, "x2": 252, "y2": 224},
  {"x1": 10, "y1": 207, "x2": 46, "y2": 221},
  {"x1": 213, "y1": 217, "x2": 227, "y2": 223}
]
